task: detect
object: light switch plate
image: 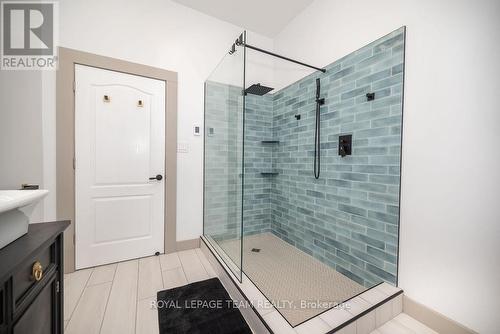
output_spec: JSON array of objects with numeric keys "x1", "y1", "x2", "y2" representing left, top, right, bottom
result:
[{"x1": 193, "y1": 125, "x2": 201, "y2": 136}]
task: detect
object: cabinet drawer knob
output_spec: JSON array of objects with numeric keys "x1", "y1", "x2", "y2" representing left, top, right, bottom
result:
[{"x1": 32, "y1": 261, "x2": 43, "y2": 281}]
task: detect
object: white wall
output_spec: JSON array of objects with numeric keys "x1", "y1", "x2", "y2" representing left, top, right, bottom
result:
[
  {"x1": 273, "y1": 0, "x2": 500, "y2": 332},
  {"x1": 0, "y1": 71, "x2": 45, "y2": 222},
  {"x1": 37, "y1": 0, "x2": 273, "y2": 241}
]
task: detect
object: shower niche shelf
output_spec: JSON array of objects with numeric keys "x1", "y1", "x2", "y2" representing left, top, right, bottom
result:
[
  {"x1": 261, "y1": 140, "x2": 279, "y2": 144},
  {"x1": 260, "y1": 171, "x2": 279, "y2": 176}
]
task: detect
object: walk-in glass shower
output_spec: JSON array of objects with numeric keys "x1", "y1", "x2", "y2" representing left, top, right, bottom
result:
[{"x1": 204, "y1": 27, "x2": 406, "y2": 327}]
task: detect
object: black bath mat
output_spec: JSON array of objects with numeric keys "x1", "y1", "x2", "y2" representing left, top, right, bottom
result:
[{"x1": 157, "y1": 278, "x2": 252, "y2": 334}]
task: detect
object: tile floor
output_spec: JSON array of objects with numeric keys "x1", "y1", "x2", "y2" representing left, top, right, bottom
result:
[
  {"x1": 64, "y1": 248, "x2": 216, "y2": 334},
  {"x1": 64, "y1": 247, "x2": 437, "y2": 334},
  {"x1": 370, "y1": 313, "x2": 438, "y2": 334}
]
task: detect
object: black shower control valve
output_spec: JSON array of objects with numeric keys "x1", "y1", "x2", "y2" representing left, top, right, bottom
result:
[
  {"x1": 366, "y1": 92, "x2": 375, "y2": 101},
  {"x1": 295, "y1": 114, "x2": 301, "y2": 120},
  {"x1": 338, "y1": 134, "x2": 352, "y2": 157}
]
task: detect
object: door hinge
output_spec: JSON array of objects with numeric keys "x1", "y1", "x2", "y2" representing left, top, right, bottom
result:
[
  {"x1": 73, "y1": 157, "x2": 76, "y2": 170},
  {"x1": 56, "y1": 280, "x2": 60, "y2": 293},
  {"x1": 73, "y1": 233, "x2": 75, "y2": 245},
  {"x1": 73, "y1": 80, "x2": 76, "y2": 92}
]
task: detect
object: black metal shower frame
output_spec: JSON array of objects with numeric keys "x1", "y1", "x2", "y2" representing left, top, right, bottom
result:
[{"x1": 233, "y1": 33, "x2": 326, "y2": 73}]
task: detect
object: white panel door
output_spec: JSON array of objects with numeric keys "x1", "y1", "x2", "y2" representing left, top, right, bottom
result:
[{"x1": 75, "y1": 64, "x2": 165, "y2": 269}]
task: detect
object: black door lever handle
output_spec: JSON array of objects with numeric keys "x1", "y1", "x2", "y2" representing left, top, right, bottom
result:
[{"x1": 149, "y1": 174, "x2": 163, "y2": 181}]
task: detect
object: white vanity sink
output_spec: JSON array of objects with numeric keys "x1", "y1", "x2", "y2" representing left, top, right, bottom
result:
[{"x1": 0, "y1": 190, "x2": 49, "y2": 249}]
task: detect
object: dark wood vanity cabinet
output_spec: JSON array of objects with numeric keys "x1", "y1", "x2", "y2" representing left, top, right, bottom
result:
[{"x1": 0, "y1": 221, "x2": 69, "y2": 334}]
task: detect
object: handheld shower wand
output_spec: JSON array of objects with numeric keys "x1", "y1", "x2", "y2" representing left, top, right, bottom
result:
[{"x1": 314, "y1": 78, "x2": 325, "y2": 179}]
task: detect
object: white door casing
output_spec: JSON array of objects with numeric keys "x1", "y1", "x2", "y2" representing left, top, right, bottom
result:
[{"x1": 75, "y1": 64, "x2": 165, "y2": 269}]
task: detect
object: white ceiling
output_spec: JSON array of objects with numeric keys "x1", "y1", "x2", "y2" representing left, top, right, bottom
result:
[{"x1": 172, "y1": 0, "x2": 314, "y2": 37}]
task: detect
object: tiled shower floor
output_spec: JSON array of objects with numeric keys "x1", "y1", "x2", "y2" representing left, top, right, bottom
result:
[{"x1": 219, "y1": 232, "x2": 369, "y2": 326}]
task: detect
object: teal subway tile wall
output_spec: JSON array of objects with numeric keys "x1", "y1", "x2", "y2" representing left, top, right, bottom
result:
[
  {"x1": 243, "y1": 94, "x2": 274, "y2": 236},
  {"x1": 270, "y1": 28, "x2": 404, "y2": 286},
  {"x1": 204, "y1": 82, "x2": 244, "y2": 242}
]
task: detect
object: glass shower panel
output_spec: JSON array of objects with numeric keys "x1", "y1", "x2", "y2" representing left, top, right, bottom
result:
[
  {"x1": 241, "y1": 27, "x2": 406, "y2": 326},
  {"x1": 203, "y1": 33, "x2": 245, "y2": 280}
]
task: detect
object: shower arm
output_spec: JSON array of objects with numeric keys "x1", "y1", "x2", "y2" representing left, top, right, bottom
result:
[{"x1": 234, "y1": 35, "x2": 326, "y2": 73}]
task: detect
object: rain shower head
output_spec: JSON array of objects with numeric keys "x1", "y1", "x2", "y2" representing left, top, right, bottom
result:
[{"x1": 245, "y1": 83, "x2": 274, "y2": 96}]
